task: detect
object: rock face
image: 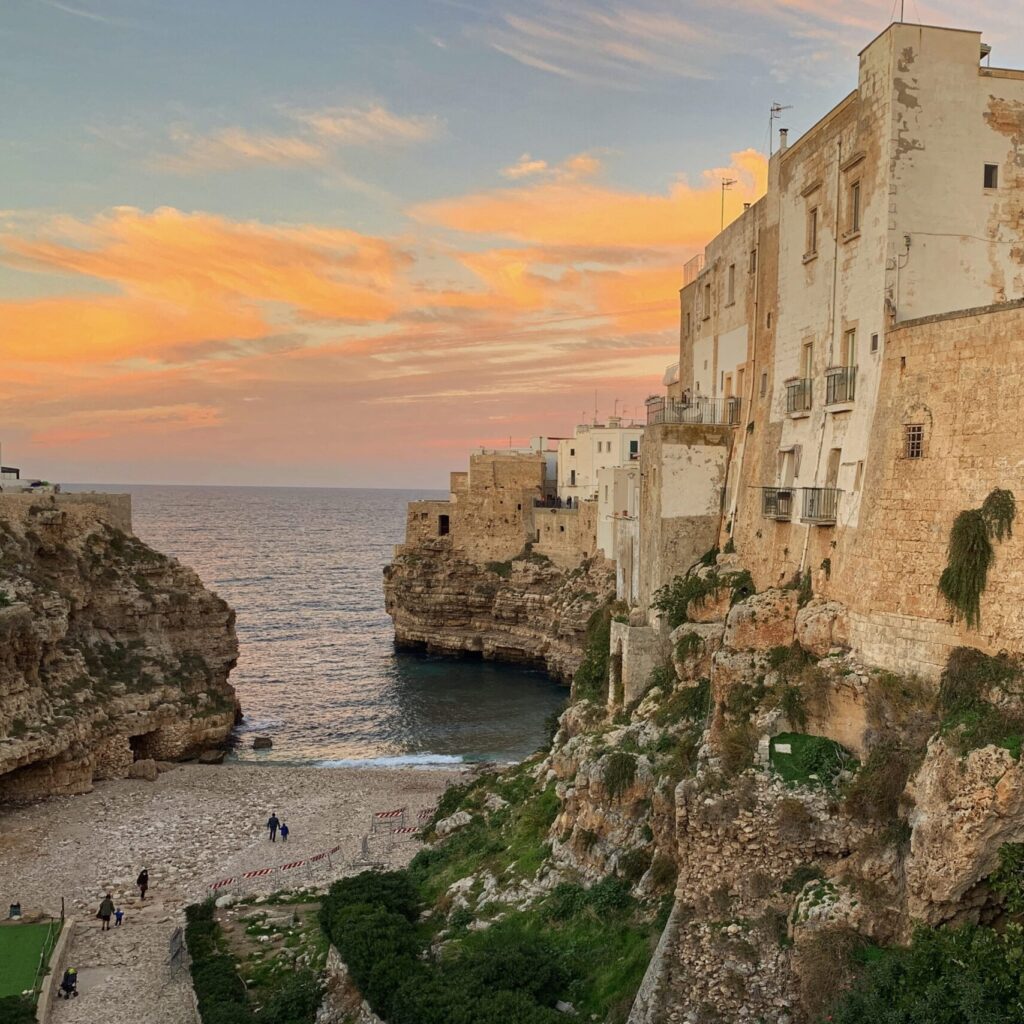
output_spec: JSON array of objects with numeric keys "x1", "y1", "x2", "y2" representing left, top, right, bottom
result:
[
  {"x1": 383, "y1": 539, "x2": 616, "y2": 682},
  {"x1": 0, "y1": 498, "x2": 239, "y2": 802}
]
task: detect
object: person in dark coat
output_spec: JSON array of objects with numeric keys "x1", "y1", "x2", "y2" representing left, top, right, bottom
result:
[
  {"x1": 137, "y1": 868, "x2": 149, "y2": 900},
  {"x1": 280, "y1": 822, "x2": 289, "y2": 842},
  {"x1": 98, "y1": 894, "x2": 114, "y2": 930},
  {"x1": 267, "y1": 812, "x2": 280, "y2": 841}
]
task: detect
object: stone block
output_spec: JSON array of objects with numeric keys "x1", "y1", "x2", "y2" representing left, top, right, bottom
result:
[
  {"x1": 127, "y1": 758, "x2": 159, "y2": 781},
  {"x1": 795, "y1": 599, "x2": 850, "y2": 657},
  {"x1": 670, "y1": 622, "x2": 724, "y2": 682},
  {"x1": 723, "y1": 589, "x2": 798, "y2": 651}
]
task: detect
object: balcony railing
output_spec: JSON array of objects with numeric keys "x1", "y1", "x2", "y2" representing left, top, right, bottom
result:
[
  {"x1": 786, "y1": 378, "x2": 813, "y2": 414},
  {"x1": 682, "y1": 253, "x2": 705, "y2": 286},
  {"x1": 646, "y1": 396, "x2": 743, "y2": 427},
  {"x1": 761, "y1": 487, "x2": 795, "y2": 521},
  {"x1": 801, "y1": 487, "x2": 841, "y2": 524},
  {"x1": 826, "y1": 365, "x2": 857, "y2": 405}
]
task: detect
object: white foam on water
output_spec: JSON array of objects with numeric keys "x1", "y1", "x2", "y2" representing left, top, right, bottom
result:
[{"x1": 315, "y1": 753, "x2": 466, "y2": 769}]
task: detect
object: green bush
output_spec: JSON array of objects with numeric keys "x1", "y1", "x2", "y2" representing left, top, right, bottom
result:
[
  {"x1": 653, "y1": 678, "x2": 710, "y2": 727},
  {"x1": 0, "y1": 996, "x2": 36, "y2": 1024},
  {"x1": 487, "y1": 560, "x2": 513, "y2": 578},
  {"x1": 719, "y1": 721, "x2": 756, "y2": 775},
  {"x1": 989, "y1": 843, "x2": 1024, "y2": 915},
  {"x1": 618, "y1": 847, "x2": 653, "y2": 884},
  {"x1": 937, "y1": 647, "x2": 1024, "y2": 756},
  {"x1": 828, "y1": 924, "x2": 1024, "y2": 1024},
  {"x1": 573, "y1": 604, "x2": 612, "y2": 702},
  {"x1": 674, "y1": 631, "x2": 703, "y2": 662},
  {"x1": 603, "y1": 751, "x2": 637, "y2": 798},
  {"x1": 843, "y1": 743, "x2": 914, "y2": 822},
  {"x1": 770, "y1": 733, "x2": 853, "y2": 789}
]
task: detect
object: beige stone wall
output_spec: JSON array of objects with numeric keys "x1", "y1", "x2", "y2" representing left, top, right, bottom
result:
[
  {"x1": 0, "y1": 491, "x2": 132, "y2": 533},
  {"x1": 532, "y1": 500, "x2": 599, "y2": 569},
  {"x1": 404, "y1": 500, "x2": 452, "y2": 547}
]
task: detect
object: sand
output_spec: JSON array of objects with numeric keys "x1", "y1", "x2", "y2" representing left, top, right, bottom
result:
[{"x1": 0, "y1": 763, "x2": 462, "y2": 1024}]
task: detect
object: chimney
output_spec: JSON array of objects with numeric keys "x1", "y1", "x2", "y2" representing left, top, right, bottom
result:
[
  {"x1": 779, "y1": 128, "x2": 789, "y2": 151},
  {"x1": 743, "y1": 202, "x2": 751, "y2": 210}
]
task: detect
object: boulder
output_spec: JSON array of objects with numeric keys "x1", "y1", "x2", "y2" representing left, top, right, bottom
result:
[
  {"x1": 127, "y1": 759, "x2": 159, "y2": 782},
  {"x1": 155, "y1": 760, "x2": 178, "y2": 773},
  {"x1": 252, "y1": 736, "x2": 273, "y2": 750},
  {"x1": 436, "y1": 810, "x2": 473, "y2": 836},
  {"x1": 795, "y1": 599, "x2": 850, "y2": 657},
  {"x1": 671, "y1": 621, "x2": 725, "y2": 681},
  {"x1": 198, "y1": 749, "x2": 226, "y2": 765},
  {"x1": 723, "y1": 589, "x2": 798, "y2": 651}
]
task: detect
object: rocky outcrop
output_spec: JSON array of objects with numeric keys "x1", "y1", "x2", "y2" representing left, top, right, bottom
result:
[
  {"x1": 383, "y1": 539, "x2": 616, "y2": 682},
  {"x1": 0, "y1": 497, "x2": 238, "y2": 801}
]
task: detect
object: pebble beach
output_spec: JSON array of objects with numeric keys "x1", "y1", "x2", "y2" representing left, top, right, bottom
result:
[{"x1": 0, "y1": 762, "x2": 462, "y2": 1024}]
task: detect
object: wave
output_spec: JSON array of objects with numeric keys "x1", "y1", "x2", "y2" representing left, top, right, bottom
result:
[{"x1": 315, "y1": 753, "x2": 466, "y2": 769}]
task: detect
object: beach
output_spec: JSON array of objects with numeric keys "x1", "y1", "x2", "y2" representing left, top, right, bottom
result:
[{"x1": 0, "y1": 763, "x2": 462, "y2": 1024}]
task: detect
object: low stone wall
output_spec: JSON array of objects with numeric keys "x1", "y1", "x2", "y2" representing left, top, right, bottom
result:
[{"x1": 0, "y1": 492, "x2": 132, "y2": 533}]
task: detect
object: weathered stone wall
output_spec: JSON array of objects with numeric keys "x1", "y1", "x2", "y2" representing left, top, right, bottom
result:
[
  {"x1": 0, "y1": 491, "x2": 133, "y2": 533},
  {"x1": 532, "y1": 500, "x2": 599, "y2": 569}
]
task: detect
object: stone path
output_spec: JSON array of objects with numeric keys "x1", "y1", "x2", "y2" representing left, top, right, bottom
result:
[{"x1": 0, "y1": 763, "x2": 459, "y2": 1024}]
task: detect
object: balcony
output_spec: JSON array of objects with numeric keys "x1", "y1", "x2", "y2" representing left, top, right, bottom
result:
[
  {"x1": 646, "y1": 396, "x2": 743, "y2": 427},
  {"x1": 826, "y1": 365, "x2": 857, "y2": 405},
  {"x1": 801, "y1": 487, "x2": 840, "y2": 525},
  {"x1": 761, "y1": 487, "x2": 794, "y2": 521},
  {"x1": 786, "y1": 379, "x2": 813, "y2": 415},
  {"x1": 682, "y1": 253, "x2": 705, "y2": 286}
]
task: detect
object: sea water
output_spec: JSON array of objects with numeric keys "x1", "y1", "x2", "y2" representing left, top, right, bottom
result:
[{"x1": 65, "y1": 485, "x2": 566, "y2": 766}]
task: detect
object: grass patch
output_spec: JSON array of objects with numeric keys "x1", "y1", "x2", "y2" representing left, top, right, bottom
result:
[
  {"x1": 652, "y1": 678, "x2": 711, "y2": 728},
  {"x1": 603, "y1": 751, "x2": 638, "y2": 799},
  {"x1": 769, "y1": 732, "x2": 855, "y2": 789},
  {"x1": 486, "y1": 560, "x2": 513, "y2": 578},
  {"x1": 937, "y1": 647, "x2": 1024, "y2": 757},
  {"x1": 843, "y1": 742, "x2": 915, "y2": 823},
  {"x1": 0, "y1": 921, "x2": 61, "y2": 999}
]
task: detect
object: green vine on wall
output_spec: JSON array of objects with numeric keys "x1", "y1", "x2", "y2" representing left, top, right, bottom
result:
[{"x1": 938, "y1": 489, "x2": 1016, "y2": 629}]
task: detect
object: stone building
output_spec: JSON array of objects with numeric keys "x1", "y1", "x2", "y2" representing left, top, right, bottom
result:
[
  {"x1": 556, "y1": 418, "x2": 644, "y2": 507},
  {"x1": 663, "y1": 21, "x2": 1024, "y2": 677}
]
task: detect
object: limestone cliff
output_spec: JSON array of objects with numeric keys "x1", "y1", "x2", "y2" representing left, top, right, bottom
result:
[
  {"x1": 383, "y1": 538, "x2": 616, "y2": 682},
  {"x1": 0, "y1": 497, "x2": 239, "y2": 801}
]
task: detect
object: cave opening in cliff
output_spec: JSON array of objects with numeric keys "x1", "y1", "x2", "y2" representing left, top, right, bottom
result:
[
  {"x1": 129, "y1": 730, "x2": 161, "y2": 761},
  {"x1": 437, "y1": 515, "x2": 450, "y2": 536}
]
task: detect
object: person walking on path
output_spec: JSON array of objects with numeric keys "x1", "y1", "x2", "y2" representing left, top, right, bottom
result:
[
  {"x1": 280, "y1": 822, "x2": 289, "y2": 842},
  {"x1": 97, "y1": 894, "x2": 114, "y2": 930},
  {"x1": 114, "y1": 908, "x2": 124, "y2": 927},
  {"x1": 267, "y1": 812, "x2": 280, "y2": 842},
  {"x1": 137, "y1": 868, "x2": 149, "y2": 900}
]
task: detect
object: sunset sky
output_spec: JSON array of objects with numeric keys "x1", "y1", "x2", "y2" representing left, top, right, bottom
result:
[{"x1": 4, "y1": 0, "x2": 1022, "y2": 487}]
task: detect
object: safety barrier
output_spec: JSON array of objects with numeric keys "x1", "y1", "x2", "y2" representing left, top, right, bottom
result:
[
  {"x1": 370, "y1": 807, "x2": 406, "y2": 832},
  {"x1": 391, "y1": 826, "x2": 420, "y2": 838},
  {"x1": 207, "y1": 844, "x2": 343, "y2": 894}
]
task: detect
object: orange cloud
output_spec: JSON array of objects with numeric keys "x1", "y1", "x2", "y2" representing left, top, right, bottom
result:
[
  {"x1": 414, "y1": 148, "x2": 766, "y2": 249},
  {"x1": 159, "y1": 128, "x2": 324, "y2": 174},
  {"x1": 31, "y1": 404, "x2": 222, "y2": 446}
]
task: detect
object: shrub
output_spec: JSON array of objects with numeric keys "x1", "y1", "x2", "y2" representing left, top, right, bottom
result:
[
  {"x1": 647, "y1": 853, "x2": 677, "y2": 891},
  {"x1": 828, "y1": 923, "x2": 1024, "y2": 1024},
  {"x1": 795, "y1": 927, "x2": 869, "y2": 1019},
  {"x1": 782, "y1": 863, "x2": 823, "y2": 894},
  {"x1": 603, "y1": 751, "x2": 637, "y2": 798},
  {"x1": 646, "y1": 660, "x2": 677, "y2": 693},
  {"x1": 771, "y1": 732, "x2": 854, "y2": 789},
  {"x1": 937, "y1": 648, "x2": 1024, "y2": 756},
  {"x1": 486, "y1": 560, "x2": 512, "y2": 578},
  {"x1": 653, "y1": 678, "x2": 711, "y2": 727},
  {"x1": 719, "y1": 721, "x2": 756, "y2": 775},
  {"x1": 843, "y1": 743, "x2": 914, "y2": 823},
  {"x1": 257, "y1": 971, "x2": 323, "y2": 1024},
  {"x1": 618, "y1": 847, "x2": 653, "y2": 884},
  {"x1": 674, "y1": 631, "x2": 703, "y2": 662},
  {"x1": 0, "y1": 997, "x2": 36, "y2": 1024},
  {"x1": 778, "y1": 684, "x2": 807, "y2": 729},
  {"x1": 573, "y1": 604, "x2": 612, "y2": 703},
  {"x1": 775, "y1": 797, "x2": 814, "y2": 839},
  {"x1": 989, "y1": 842, "x2": 1024, "y2": 915}
]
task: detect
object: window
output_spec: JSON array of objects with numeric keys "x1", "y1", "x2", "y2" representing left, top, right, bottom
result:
[
  {"x1": 629, "y1": 439, "x2": 638, "y2": 456},
  {"x1": 904, "y1": 424, "x2": 924, "y2": 459},
  {"x1": 760, "y1": 371, "x2": 768, "y2": 397},
  {"x1": 854, "y1": 461, "x2": 864, "y2": 490},
  {"x1": 749, "y1": 248, "x2": 757, "y2": 274},
  {"x1": 703, "y1": 281, "x2": 712, "y2": 319},
  {"x1": 871, "y1": 333, "x2": 879, "y2": 353},
  {"x1": 806, "y1": 207, "x2": 818, "y2": 255},
  {"x1": 604, "y1": 486, "x2": 609, "y2": 501},
  {"x1": 570, "y1": 469, "x2": 576, "y2": 485},
  {"x1": 767, "y1": 311, "x2": 772, "y2": 329},
  {"x1": 984, "y1": 163, "x2": 999, "y2": 189},
  {"x1": 844, "y1": 328, "x2": 856, "y2": 367},
  {"x1": 848, "y1": 180, "x2": 861, "y2": 233},
  {"x1": 826, "y1": 448, "x2": 841, "y2": 488},
  {"x1": 704, "y1": 359, "x2": 708, "y2": 370},
  {"x1": 802, "y1": 341, "x2": 814, "y2": 378},
  {"x1": 685, "y1": 312, "x2": 691, "y2": 336},
  {"x1": 727, "y1": 263, "x2": 736, "y2": 305},
  {"x1": 569, "y1": 448, "x2": 575, "y2": 456},
  {"x1": 438, "y1": 514, "x2": 450, "y2": 536}
]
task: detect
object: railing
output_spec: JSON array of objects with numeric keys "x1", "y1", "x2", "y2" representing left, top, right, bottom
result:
[
  {"x1": 825, "y1": 365, "x2": 857, "y2": 405},
  {"x1": 801, "y1": 487, "x2": 841, "y2": 524},
  {"x1": 646, "y1": 396, "x2": 743, "y2": 427},
  {"x1": 786, "y1": 378, "x2": 813, "y2": 414},
  {"x1": 761, "y1": 487, "x2": 795, "y2": 521},
  {"x1": 682, "y1": 253, "x2": 705, "y2": 286}
]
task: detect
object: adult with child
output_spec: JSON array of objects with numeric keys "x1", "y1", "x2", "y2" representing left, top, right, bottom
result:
[
  {"x1": 97, "y1": 894, "x2": 114, "y2": 930},
  {"x1": 267, "y1": 812, "x2": 280, "y2": 841}
]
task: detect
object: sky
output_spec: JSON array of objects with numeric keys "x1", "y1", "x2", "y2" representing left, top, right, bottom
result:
[{"x1": 3, "y1": 0, "x2": 1023, "y2": 488}]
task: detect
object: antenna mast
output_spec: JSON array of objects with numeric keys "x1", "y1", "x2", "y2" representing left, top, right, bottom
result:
[{"x1": 769, "y1": 102, "x2": 793, "y2": 155}]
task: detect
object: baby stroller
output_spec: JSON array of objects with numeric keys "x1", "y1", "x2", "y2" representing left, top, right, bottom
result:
[{"x1": 58, "y1": 967, "x2": 79, "y2": 999}]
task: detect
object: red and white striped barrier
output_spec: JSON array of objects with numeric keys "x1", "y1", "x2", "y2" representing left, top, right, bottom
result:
[
  {"x1": 308, "y1": 851, "x2": 328, "y2": 863},
  {"x1": 243, "y1": 867, "x2": 275, "y2": 880},
  {"x1": 417, "y1": 808, "x2": 434, "y2": 821},
  {"x1": 371, "y1": 808, "x2": 406, "y2": 831},
  {"x1": 210, "y1": 877, "x2": 236, "y2": 891},
  {"x1": 392, "y1": 826, "x2": 419, "y2": 837},
  {"x1": 279, "y1": 859, "x2": 305, "y2": 872}
]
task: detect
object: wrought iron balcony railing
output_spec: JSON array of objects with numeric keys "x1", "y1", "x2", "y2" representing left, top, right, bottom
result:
[
  {"x1": 761, "y1": 487, "x2": 794, "y2": 521},
  {"x1": 646, "y1": 396, "x2": 743, "y2": 427},
  {"x1": 801, "y1": 487, "x2": 840, "y2": 524},
  {"x1": 786, "y1": 378, "x2": 813, "y2": 414},
  {"x1": 825, "y1": 365, "x2": 857, "y2": 405}
]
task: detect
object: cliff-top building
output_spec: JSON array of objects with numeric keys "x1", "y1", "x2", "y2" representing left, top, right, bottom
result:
[{"x1": 661, "y1": 21, "x2": 1024, "y2": 677}]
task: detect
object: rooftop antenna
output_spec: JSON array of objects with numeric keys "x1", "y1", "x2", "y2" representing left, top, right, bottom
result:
[
  {"x1": 769, "y1": 102, "x2": 793, "y2": 155},
  {"x1": 720, "y1": 177, "x2": 736, "y2": 231}
]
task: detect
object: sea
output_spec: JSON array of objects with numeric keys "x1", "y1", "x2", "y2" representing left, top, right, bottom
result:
[{"x1": 64, "y1": 485, "x2": 567, "y2": 768}]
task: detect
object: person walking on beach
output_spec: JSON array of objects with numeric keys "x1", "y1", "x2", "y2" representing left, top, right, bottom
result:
[
  {"x1": 137, "y1": 868, "x2": 149, "y2": 900},
  {"x1": 280, "y1": 822, "x2": 289, "y2": 842},
  {"x1": 97, "y1": 894, "x2": 114, "y2": 931},
  {"x1": 267, "y1": 812, "x2": 280, "y2": 842},
  {"x1": 114, "y1": 908, "x2": 124, "y2": 927}
]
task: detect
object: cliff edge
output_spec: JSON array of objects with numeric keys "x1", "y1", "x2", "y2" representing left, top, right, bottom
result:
[{"x1": 0, "y1": 496, "x2": 239, "y2": 801}]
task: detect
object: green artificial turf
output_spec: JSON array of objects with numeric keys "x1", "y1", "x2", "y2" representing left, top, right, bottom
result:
[{"x1": 0, "y1": 921, "x2": 61, "y2": 998}]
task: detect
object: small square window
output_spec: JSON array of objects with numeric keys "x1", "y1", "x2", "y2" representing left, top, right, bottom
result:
[
  {"x1": 871, "y1": 333, "x2": 879, "y2": 353},
  {"x1": 984, "y1": 164, "x2": 999, "y2": 189},
  {"x1": 749, "y1": 248, "x2": 757, "y2": 274},
  {"x1": 685, "y1": 312, "x2": 691, "y2": 336},
  {"x1": 760, "y1": 372, "x2": 768, "y2": 397},
  {"x1": 806, "y1": 206, "x2": 818, "y2": 255},
  {"x1": 904, "y1": 424, "x2": 924, "y2": 459},
  {"x1": 727, "y1": 263, "x2": 736, "y2": 304},
  {"x1": 569, "y1": 448, "x2": 575, "y2": 456}
]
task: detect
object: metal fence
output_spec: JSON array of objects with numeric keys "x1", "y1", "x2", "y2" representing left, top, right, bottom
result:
[
  {"x1": 801, "y1": 487, "x2": 841, "y2": 524},
  {"x1": 761, "y1": 487, "x2": 795, "y2": 520},
  {"x1": 825, "y1": 365, "x2": 857, "y2": 405},
  {"x1": 646, "y1": 396, "x2": 742, "y2": 427},
  {"x1": 785, "y1": 378, "x2": 813, "y2": 414}
]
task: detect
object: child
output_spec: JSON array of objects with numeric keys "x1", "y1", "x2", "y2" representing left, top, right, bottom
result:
[
  {"x1": 280, "y1": 822, "x2": 290, "y2": 842},
  {"x1": 114, "y1": 908, "x2": 124, "y2": 927}
]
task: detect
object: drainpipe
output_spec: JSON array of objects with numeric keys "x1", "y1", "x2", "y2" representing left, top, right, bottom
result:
[{"x1": 799, "y1": 137, "x2": 843, "y2": 575}]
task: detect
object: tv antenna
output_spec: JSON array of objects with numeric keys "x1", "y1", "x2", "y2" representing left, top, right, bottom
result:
[
  {"x1": 769, "y1": 102, "x2": 793, "y2": 155},
  {"x1": 720, "y1": 177, "x2": 736, "y2": 231}
]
